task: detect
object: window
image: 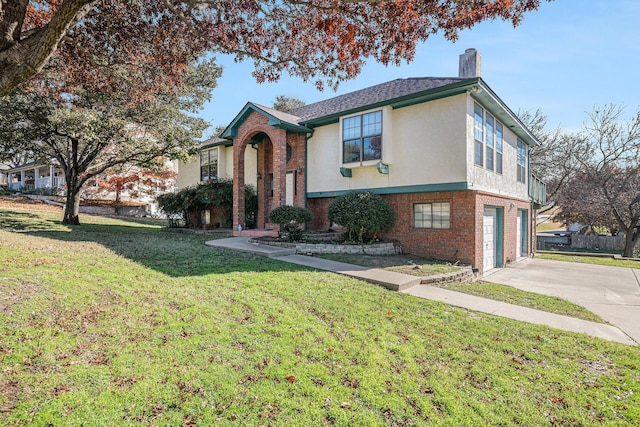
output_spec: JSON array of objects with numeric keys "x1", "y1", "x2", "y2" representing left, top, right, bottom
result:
[
  {"x1": 517, "y1": 140, "x2": 527, "y2": 183},
  {"x1": 474, "y1": 104, "x2": 484, "y2": 166},
  {"x1": 475, "y1": 103, "x2": 506, "y2": 175},
  {"x1": 342, "y1": 111, "x2": 382, "y2": 163},
  {"x1": 495, "y1": 123, "x2": 503, "y2": 174},
  {"x1": 414, "y1": 202, "x2": 451, "y2": 229},
  {"x1": 200, "y1": 148, "x2": 218, "y2": 182},
  {"x1": 486, "y1": 115, "x2": 494, "y2": 171}
]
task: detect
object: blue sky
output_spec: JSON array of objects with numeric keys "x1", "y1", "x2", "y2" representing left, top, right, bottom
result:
[{"x1": 198, "y1": 0, "x2": 640, "y2": 137}]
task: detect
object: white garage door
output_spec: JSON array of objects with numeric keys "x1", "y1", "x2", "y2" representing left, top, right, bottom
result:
[{"x1": 484, "y1": 208, "x2": 497, "y2": 272}]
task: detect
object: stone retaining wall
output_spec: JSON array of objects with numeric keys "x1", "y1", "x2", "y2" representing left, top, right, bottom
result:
[
  {"x1": 251, "y1": 238, "x2": 401, "y2": 255},
  {"x1": 419, "y1": 267, "x2": 475, "y2": 284}
]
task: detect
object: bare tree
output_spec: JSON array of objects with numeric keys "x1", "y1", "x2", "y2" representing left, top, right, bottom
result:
[
  {"x1": 521, "y1": 109, "x2": 576, "y2": 202},
  {"x1": 556, "y1": 105, "x2": 640, "y2": 257}
]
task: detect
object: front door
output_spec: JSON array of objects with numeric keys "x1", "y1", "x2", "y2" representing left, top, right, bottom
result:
[{"x1": 484, "y1": 208, "x2": 497, "y2": 272}]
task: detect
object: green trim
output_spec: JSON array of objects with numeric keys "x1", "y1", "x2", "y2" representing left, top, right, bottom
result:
[
  {"x1": 306, "y1": 182, "x2": 468, "y2": 199},
  {"x1": 376, "y1": 162, "x2": 389, "y2": 174},
  {"x1": 304, "y1": 135, "x2": 309, "y2": 211},
  {"x1": 339, "y1": 167, "x2": 352, "y2": 178},
  {"x1": 519, "y1": 209, "x2": 528, "y2": 256},
  {"x1": 496, "y1": 207, "x2": 504, "y2": 268},
  {"x1": 298, "y1": 77, "x2": 539, "y2": 148},
  {"x1": 200, "y1": 139, "x2": 233, "y2": 149},
  {"x1": 472, "y1": 80, "x2": 539, "y2": 148},
  {"x1": 300, "y1": 79, "x2": 479, "y2": 128},
  {"x1": 484, "y1": 206, "x2": 504, "y2": 268},
  {"x1": 221, "y1": 102, "x2": 312, "y2": 140}
]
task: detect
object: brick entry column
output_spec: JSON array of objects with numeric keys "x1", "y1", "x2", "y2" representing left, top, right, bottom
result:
[
  {"x1": 271, "y1": 129, "x2": 287, "y2": 212},
  {"x1": 233, "y1": 139, "x2": 247, "y2": 234}
]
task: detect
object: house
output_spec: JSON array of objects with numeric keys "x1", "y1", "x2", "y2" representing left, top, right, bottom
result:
[
  {"x1": 179, "y1": 49, "x2": 546, "y2": 274},
  {"x1": 0, "y1": 163, "x2": 8, "y2": 188},
  {"x1": 4, "y1": 162, "x2": 66, "y2": 192}
]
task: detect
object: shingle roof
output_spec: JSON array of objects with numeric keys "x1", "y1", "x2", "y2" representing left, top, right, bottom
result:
[
  {"x1": 288, "y1": 77, "x2": 466, "y2": 122},
  {"x1": 251, "y1": 103, "x2": 302, "y2": 125}
]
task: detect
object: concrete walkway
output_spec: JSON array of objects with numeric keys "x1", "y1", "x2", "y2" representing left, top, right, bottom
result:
[
  {"x1": 206, "y1": 237, "x2": 637, "y2": 346},
  {"x1": 486, "y1": 258, "x2": 640, "y2": 345}
]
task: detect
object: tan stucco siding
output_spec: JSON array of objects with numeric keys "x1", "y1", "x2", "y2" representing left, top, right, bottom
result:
[
  {"x1": 176, "y1": 145, "x2": 257, "y2": 189},
  {"x1": 466, "y1": 96, "x2": 529, "y2": 200},
  {"x1": 176, "y1": 156, "x2": 200, "y2": 189},
  {"x1": 306, "y1": 96, "x2": 468, "y2": 194}
]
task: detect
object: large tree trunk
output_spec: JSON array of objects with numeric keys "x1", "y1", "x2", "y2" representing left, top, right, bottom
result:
[
  {"x1": 62, "y1": 169, "x2": 82, "y2": 225},
  {"x1": 62, "y1": 187, "x2": 82, "y2": 225},
  {"x1": 622, "y1": 227, "x2": 640, "y2": 258}
]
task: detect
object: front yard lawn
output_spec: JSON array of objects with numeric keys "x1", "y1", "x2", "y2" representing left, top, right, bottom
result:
[
  {"x1": 1, "y1": 206, "x2": 639, "y2": 426},
  {"x1": 316, "y1": 253, "x2": 603, "y2": 323}
]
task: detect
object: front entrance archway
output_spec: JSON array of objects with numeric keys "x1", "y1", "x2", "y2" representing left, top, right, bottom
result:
[{"x1": 224, "y1": 104, "x2": 309, "y2": 236}]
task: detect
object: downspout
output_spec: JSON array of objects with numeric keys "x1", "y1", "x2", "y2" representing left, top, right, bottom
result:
[{"x1": 304, "y1": 133, "x2": 309, "y2": 211}]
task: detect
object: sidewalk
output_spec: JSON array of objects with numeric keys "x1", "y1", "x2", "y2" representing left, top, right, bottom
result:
[{"x1": 206, "y1": 237, "x2": 637, "y2": 346}]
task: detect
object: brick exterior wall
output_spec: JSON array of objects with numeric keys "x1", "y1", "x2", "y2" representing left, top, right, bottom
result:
[
  {"x1": 307, "y1": 190, "x2": 531, "y2": 274},
  {"x1": 232, "y1": 111, "x2": 308, "y2": 233},
  {"x1": 224, "y1": 109, "x2": 532, "y2": 274}
]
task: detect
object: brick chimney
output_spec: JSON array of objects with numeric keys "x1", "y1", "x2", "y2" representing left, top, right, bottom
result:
[{"x1": 459, "y1": 48, "x2": 481, "y2": 78}]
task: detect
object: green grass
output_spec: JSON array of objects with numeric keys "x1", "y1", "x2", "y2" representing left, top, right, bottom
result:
[
  {"x1": 315, "y1": 253, "x2": 460, "y2": 276},
  {"x1": 1, "y1": 208, "x2": 639, "y2": 426},
  {"x1": 539, "y1": 253, "x2": 640, "y2": 268},
  {"x1": 431, "y1": 282, "x2": 605, "y2": 323},
  {"x1": 315, "y1": 253, "x2": 602, "y2": 322}
]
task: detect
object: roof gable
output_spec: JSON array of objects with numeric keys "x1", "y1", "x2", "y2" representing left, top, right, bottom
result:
[{"x1": 220, "y1": 102, "x2": 310, "y2": 140}]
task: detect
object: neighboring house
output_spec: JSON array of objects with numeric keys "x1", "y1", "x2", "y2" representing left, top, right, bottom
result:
[
  {"x1": 5, "y1": 162, "x2": 66, "y2": 192},
  {"x1": 0, "y1": 163, "x2": 8, "y2": 188},
  {"x1": 181, "y1": 49, "x2": 547, "y2": 274}
]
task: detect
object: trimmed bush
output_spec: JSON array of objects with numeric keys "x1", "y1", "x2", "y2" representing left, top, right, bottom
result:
[
  {"x1": 328, "y1": 191, "x2": 395, "y2": 243},
  {"x1": 157, "y1": 179, "x2": 257, "y2": 228},
  {"x1": 268, "y1": 205, "x2": 313, "y2": 241}
]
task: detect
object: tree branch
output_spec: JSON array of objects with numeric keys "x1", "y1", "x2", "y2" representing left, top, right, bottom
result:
[{"x1": 0, "y1": 0, "x2": 99, "y2": 96}]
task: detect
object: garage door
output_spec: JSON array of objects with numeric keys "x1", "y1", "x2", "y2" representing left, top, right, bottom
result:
[{"x1": 484, "y1": 208, "x2": 497, "y2": 272}]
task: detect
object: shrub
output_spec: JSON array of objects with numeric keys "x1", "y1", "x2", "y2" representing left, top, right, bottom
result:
[
  {"x1": 19, "y1": 186, "x2": 60, "y2": 196},
  {"x1": 157, "y1": 179, "x2": 257, "y2": 228},
  {"x1": 268, "y1": 205, "x2": 313, "y2": 241},
  {"x1": 328, "y1": 191, "x2": 395, "y2": 243}
]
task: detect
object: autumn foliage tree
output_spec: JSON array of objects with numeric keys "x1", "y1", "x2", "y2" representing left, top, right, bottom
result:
[
  {"x1": 0, "y1": 60, "x2": 220, "y2": 224},
  {"x1": 1, "y1": 0, "x2": 549, "y2": 97},
  {"x1": 83, "y1": 165, "x2": 177, "y2": 205}
]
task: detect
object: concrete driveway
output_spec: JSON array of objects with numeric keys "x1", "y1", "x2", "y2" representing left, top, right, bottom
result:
[{"x1": 486, "y1": 258, "x2": 640, "y2": 344}]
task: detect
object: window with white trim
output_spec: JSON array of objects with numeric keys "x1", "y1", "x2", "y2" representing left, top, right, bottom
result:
[
  {"x1": 496, "y1": 122, "x2": 503, "y2": 174},
  {"x1": 200, "y1": 147, "x2": 218, "y2": 182},
  {"x1": 475, "y1": 103, "x2": 505, "y2": 175},
  {"x1": 414, "y1": 202, "x2": 451, "y2": 229},
  {"x1": 342, "y1": 111, "x2": 382, "y2": 163},
  {"x1": 486, "y1": 115, "x2": 495, "y2": 171},
  {"x1": 474, "y1": 104, "x2": 484, "y2": 166},
  {"x1": 517, "y1": 140, "x2": 527, "y2": 183}
]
